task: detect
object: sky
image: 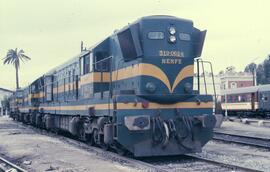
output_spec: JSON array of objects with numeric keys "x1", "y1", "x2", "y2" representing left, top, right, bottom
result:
[{"x1": 0, "y1": 0, "x2": 270, "y2": 90}]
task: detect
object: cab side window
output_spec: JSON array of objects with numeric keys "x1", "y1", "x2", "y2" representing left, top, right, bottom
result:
[{"x1": 80, "y1": 53, "x2": 92, "y2": 75}]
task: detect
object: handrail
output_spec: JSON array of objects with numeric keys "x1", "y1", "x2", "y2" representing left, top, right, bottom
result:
[
  {"x1": 201, "y1": 59, "x2": 208, "y2": 95},
  {"x1": 197, "y1": 59, "x2": 217, "y2": 106}
]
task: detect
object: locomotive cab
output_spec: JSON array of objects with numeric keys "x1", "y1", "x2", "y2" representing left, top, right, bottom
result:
[{"x1": 115, "y1": 16, "x2": 207, "y2": 103}]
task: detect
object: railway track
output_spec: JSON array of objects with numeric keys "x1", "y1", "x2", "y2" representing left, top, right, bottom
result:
[
  {"x1": 213, "y1": 131, "x2": 270, "y2": 149},
  {"x1": 184, "y1": 154, "x2": 263, "y2": 172},
  {"x1": 55, "y1": 138, "x2": 264, "y2": 172},
  {"x1": 141, "y1": 154, "x2": 263, "y2": 172},
  {"x1": 0, "y1": 156, "x2": 27, "y2": 172}
]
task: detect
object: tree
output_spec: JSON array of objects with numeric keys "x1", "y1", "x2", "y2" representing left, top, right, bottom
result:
[
  {"x1": 244, "y1": 62, "x2": 257, "y2": 86},
  {"x1": 263, "y1": 56, "x2": 270, "y2": 84},
  {"x1": 256, "y1": 64, "x2": 265, "y2": 84},
  {"x1": 1, "y1": 96, "x2": 11, "y2": 112},
  {"x1": 244, "y1": 62, "x2": 257, "y2": 73},
  {"x1": 2, "y1": 48, "x2": 31, "y2": 89}
]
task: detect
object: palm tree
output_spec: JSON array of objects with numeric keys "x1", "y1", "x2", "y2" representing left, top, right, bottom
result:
[{"x1": 2, "y1": 48, "x2": 31, "y2": 89}]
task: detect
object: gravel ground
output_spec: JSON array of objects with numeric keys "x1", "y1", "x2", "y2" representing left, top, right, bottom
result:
[
  {"x1": 0, "y1": 116, "x2": 145, "y2": 172},
  {"x1": 143, "y1": 156, "x2": 247, "y2": 172},
  {"x1": 199, "y1": 140, "x2": 270, "y2": 171},
  {"x1": 202, "y1": 121, "x2": 270, "y2": 171},
  {"x1": 216, "y1": 120, "x2": 270, "y2": 138}
]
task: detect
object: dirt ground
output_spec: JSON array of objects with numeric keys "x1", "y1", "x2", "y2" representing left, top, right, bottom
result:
[{"x1": 0, "y1": 116, "x2": 144, "y2": 172}]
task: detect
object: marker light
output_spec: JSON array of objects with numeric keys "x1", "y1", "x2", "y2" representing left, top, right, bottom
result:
[
  {"x1": 169, "y1": 27, "x2": 176, "y2": 35},
  {"x1": 169, "y1": 35, "x2": 176, "y2": 43}
]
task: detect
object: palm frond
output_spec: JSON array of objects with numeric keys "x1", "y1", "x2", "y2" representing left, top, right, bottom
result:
[
  {"x1": 7, "y1": 49, "x2": 15, "y2": 57},
  {"x1": 18, "y1": 49, "x2": 31, "y2": 63},
  {"x1": 3, "y1": 57, "x2": 13, "y2": 64},
  {"x1": 3, "y1": 49, "x2": 16, "y2": 65},
  {"x1": 2, "y1": 48, "x2": 30, "y2": 68},
  {"x1": 21, "y1": 54, "x2": 31, "y2": 60},
  {"x1": 18, "y1": 49, "x2": 24, "y2": 54}
]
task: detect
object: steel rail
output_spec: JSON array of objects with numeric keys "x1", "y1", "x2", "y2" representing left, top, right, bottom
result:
[
  {"x1": 0, "y1": 156, "x2": 27, "y2": 172},
  {"x1": 185, "y1": 154, "x2": 263, "y2": 172},
  {"x1": 213, "y1": 131, "x2": 270, "y2": 149}
]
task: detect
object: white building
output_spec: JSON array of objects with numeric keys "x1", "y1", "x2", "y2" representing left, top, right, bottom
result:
[
  {"x1": 219, "y1": 72, "x2": 254, "y2": 91},
  {"x1": 193, "y1": 72, "x2": 221, "y2": 98},
  {"x1": 193, "y1": 70, "x2": 254, "y2": 102},
  {"x1": 0, "y1": 87, "x2": 13, "y2": 115}
]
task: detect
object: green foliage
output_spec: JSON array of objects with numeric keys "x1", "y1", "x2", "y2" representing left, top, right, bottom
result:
[
  {"x1": 244, "y1": 62, "x2": 257, "y2": 73},
  {"x1": 1, "y1": 96, "x2": 11, "y2": 110},
  {"x1": 3, "y1": 48, "x2": 30, "y2": 68},
  {"x1": 244, "y1": 54, "x2": 270, "y2": 85},
  {"x1": 2, "y1": 48, "x2": 31, "y2": 89},
  {"x1": 256, "y1": 64, "x2": 265, "y2": 84},
  {"x1": 263, "y1": 55, "x2": 270, "y2": 84}
]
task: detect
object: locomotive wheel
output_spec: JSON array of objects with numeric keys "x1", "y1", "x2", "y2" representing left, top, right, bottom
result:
[
  {"x1": 87, "y1": 134, "x2": 95, "y2": 146},
  {"x1": 93, "y1": 129, "x2": 99, "y2": 145}
]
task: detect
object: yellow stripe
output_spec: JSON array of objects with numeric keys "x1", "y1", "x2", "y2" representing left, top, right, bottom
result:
[
  {"x1": 19, "y1": 107, "x2": 39, "y2": 111},
  {"x1": 30, "y1": 93, "x2": 44, "y2": 99},
  {"x1": 171, "y1": 65, "x2": 194, "y2": 92},
  {"x1": 80, "y1": 72, "x2": 110, "y2": 86},
  {"x1": 39, "y1": 102, "x2": 212, "y2": 111},
  {"x1": 111, "y1": 63, "x2": 171, "y2": 92},
  {"x1": 112, "y1": 63, "x2": 194, "y2": 93},
  {"x1": 79, "y1": 63, "x2": 194, "y2": 93},
  {"x1": 22, "y1": 63, "x2": 194, "y2": 99},
  {"x1": 117, "y1": 102, "x2": 213, "y2": 109},
  {"x1": 16, "y1": 99, "x2": 23, "y2": 103}
]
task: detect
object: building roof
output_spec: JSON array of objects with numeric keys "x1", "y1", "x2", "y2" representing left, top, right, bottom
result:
[
  {"x1": 0, "y1": 87, "x2": 14, "y2": 93},
  {"x1": 258, "y1": 84, "x2": 270, "y2": 92},
  {"x1": 220, "y1": 84, "x2": 270, "y2": 95},
  {"x1": 221, "y1": 86, "x2": 259, "y2": 95}
]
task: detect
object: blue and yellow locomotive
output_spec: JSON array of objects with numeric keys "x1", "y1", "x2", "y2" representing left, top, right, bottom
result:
[{"x1": 10, "y1": 15, "x2": 216, "y2": 157}]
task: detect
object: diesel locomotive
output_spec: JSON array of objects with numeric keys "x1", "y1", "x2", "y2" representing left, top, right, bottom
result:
[{"x1": 10, "y1": 15, "x2": 216, "y2": 157}]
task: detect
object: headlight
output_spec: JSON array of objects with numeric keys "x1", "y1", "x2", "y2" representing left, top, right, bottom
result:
[
  {"x1": 145, "y1": 82, "x2": 156, "y2": 93},
  {"x1": 184, "y1": 82, "x2": 192, "y2": 94},
  {"x1": 169, "y1": 27, "x2": 176, "y2": 35},
  {"x1": 169, "y1": 35, "x2": 176, "y2": 43}
]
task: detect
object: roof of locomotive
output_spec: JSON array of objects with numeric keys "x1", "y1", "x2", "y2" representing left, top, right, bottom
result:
[
  {"x1": 47, "y1": 15, "x2": 192, "y2": 75},
  {"x1": 25, "y1": 15, "x2": 193, "y2": 88},
  {"x1": 45, "y1": 50, "x2": 90, "y2": 75},
  {"x1": 140, "y1": 15, "x2": 192, "y2": 23},
  {"x1": 112, "y1": 15, "x2": 193, "y2": 35}
]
